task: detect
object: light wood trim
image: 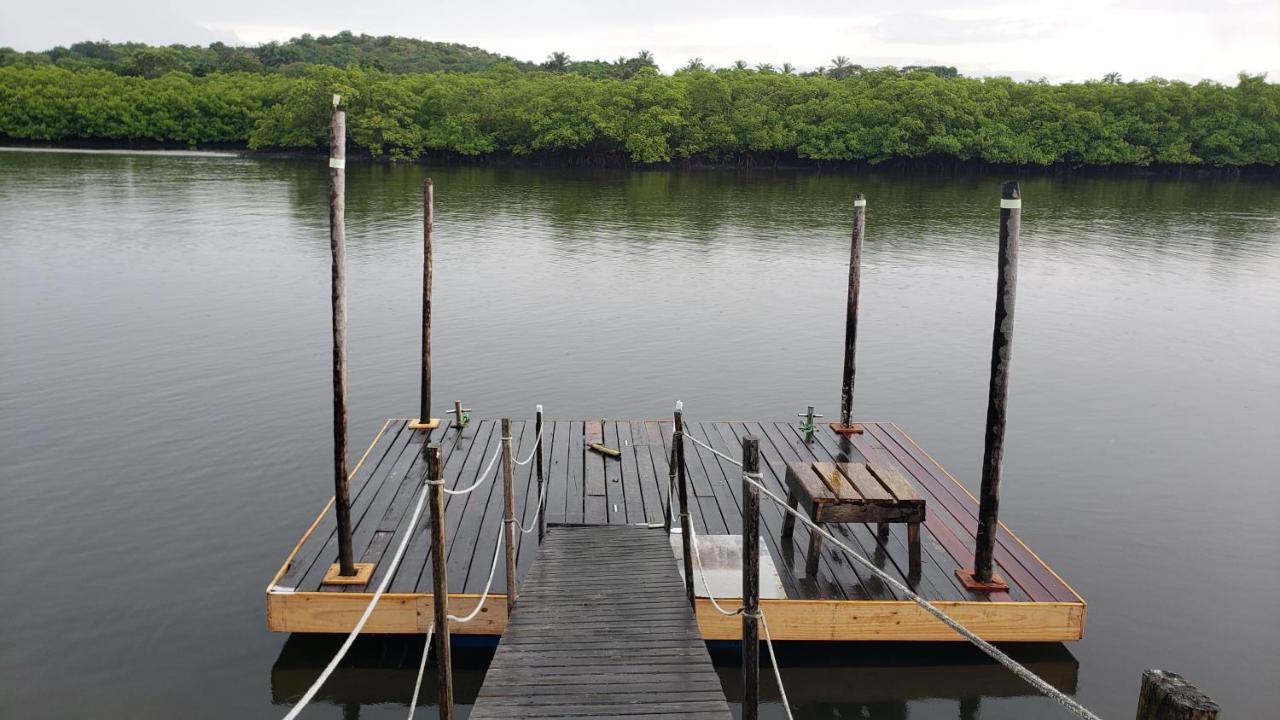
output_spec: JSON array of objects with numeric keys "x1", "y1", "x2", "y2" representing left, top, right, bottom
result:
[
  {"x1": 267, "y1": 592, "x2": 1082, "y2": 642},
  {"x1": 889, "y1": 422, "x2": 1087, "y2": 606},
  {"x1": 267, "y1": 418, "x2": 397, "y2": 590}
]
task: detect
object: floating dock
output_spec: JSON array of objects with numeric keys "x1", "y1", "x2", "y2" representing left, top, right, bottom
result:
[
  {"x1": 267, "y1": 418, "x2": 1085, "y2": 642},
  {"x1": 470, "y1": 524, "x2": 731, "y2": 718}
]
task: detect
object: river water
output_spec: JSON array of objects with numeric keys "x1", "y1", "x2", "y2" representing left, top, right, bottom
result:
[{"x1": 1, "y1": 149, "x2": 1277, "y2": 719}]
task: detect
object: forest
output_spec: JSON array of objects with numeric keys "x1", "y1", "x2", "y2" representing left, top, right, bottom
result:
[{"x1": 1, "y1": 35, "x2": 1277, "y2": 168}]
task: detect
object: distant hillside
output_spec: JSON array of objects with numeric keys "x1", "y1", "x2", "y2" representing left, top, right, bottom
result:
[{"x1": 0, "y1": 32, "x2": 537, "y2": 77}]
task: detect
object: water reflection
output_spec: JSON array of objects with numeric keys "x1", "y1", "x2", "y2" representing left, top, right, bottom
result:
[{"x1": 270, "y1": 635, "x2": 1078, "y2": 719}]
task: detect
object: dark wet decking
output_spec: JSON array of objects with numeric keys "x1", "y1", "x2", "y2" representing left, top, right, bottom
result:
[
  {"x1": 469, "y1": 524, "x2": 731, "y2": 719},
  {"x1": 273, "y1": 418, "x2": 1079, "y2": 606}
]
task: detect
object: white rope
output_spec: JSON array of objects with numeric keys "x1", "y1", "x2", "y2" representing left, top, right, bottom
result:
[
  {"x1": 281, "y1": 477, "x2": 433, "y2": 720},
  {"x1": 443, "y1": 441, "x2": 502, "y2": 496},
  {"x1": 687, "y1": 524, "x2": 745, "y2": 617},
  {"x1": 678, "y1": 426, "x2": 1102, "y2": 720},
  {"x1": 746, "y1": 609, "x2": 795, "y2": 720},
  {"x1": 447, "y1": 527, "x2": 503, "y2": 623},
  {"x1": 406, "y1": 621, "x2": 435, "y2": 720},
  {"x1": 516, "y1": 473, "x2": 551, "y2": 534},
  {"x1": 513, "y1": 423, "x2": 544, "y2": 466}
]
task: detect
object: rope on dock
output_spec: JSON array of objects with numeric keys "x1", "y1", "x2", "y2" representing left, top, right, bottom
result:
[
  {"x1": 281, "y1": 471, "x2": 436, "y2": 720},
  {"x1": 442, "y1": 442, "x2": 503, "y2": 496},
  {"x1": 512, "y1": 422, "x2": 544, "y2": 466},
  {"x1": 679, "y1": 428, "x2": 1104, "y2": 720},
  {"x1": 447, "y1": 525, "x2": 504, "y2": 623}
]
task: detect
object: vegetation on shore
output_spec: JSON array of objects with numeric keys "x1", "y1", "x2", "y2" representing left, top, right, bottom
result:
[{"x1": 1, "y1": 35, "x2": 1277, "y2": 168}]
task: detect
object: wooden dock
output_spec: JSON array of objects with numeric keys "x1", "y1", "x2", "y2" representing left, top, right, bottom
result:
[
  {"x1": 266, "y1": 418, "x2": 1085, "y2": 641},
  {"x1": 469, "y1": 524, "x2": 731, "y2": 718}
]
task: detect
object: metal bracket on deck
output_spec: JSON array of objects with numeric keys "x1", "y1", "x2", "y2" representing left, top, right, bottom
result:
[
  {"x1": 408, "y1": 418, "x2": 442, "y2": 430},
  {"x1": 322, "y1": 562, "x2": 375, "y2": 586},
  {"x1": 828, "y1": 422, "x2": 864, "y2": 435},
  {"x1": 955, "y1": 568, "x2": 1010, "y2": 592}
]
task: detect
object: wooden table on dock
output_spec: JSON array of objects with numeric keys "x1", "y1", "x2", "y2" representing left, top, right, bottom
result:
[{"x1": 782, "y1": 461, "x2": 926, "y2": 577}]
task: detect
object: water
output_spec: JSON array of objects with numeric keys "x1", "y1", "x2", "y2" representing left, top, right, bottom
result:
[{"x1": 1, "y1": 149, "x2": 1277, "y2": 719}]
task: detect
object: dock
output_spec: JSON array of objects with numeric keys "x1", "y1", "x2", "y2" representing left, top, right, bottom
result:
[
  {"x1": 266, "y1": 417, "x2": 1085, "y2": 641},
  {"x1": 469, "y1": 524, "x2": 731, "y2": 718}
]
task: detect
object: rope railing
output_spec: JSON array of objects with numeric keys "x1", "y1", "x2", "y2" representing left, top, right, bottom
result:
[{"x1": 678, "y1": 425, "x2": 1103, "y2": 720}]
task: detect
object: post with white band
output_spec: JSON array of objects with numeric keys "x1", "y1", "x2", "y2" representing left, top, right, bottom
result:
[
  {"x1": 965, "y1": 180, "x2": 1021, "y2": 591},
  {"x1": 327, "y1": 92, "x2": 359, "y2": 581}
]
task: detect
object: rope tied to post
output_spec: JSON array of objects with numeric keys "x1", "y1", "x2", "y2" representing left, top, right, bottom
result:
[{"x1": 677, "y1": 424, "x2": 1103, "y2": 720}]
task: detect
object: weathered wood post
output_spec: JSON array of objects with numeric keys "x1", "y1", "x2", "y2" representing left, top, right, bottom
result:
[
  {"x1": 741, "y1": 435, "x2": 761, "y2": 720},
  {"x1": 835, "y1": 193, "x2": 866, "y2": 434},
  {"x1": 426, "y1": 445, "x2": 454, "y2": 720},
  {"x1": 674, "y1": 401, "x2": 696, "y2": 608},
  {"x1": 328, "y1": 93, "x2": 357, "y2": 580},
  {"x1": 535, "y1": 405, "x2": 546, "y2": 542},
  {"x1": 409, "y1": 179, "x2": 438, "y2": 430},
  {"x1": 501, "y1": 418, "x2": 519, "y2": 614},
  {"x1": 1136, "y1": 670, "x2": 1220, "y2": 720},
  {"x1": 963, "y1": 181, "x2": 1020, "y2": 591}
]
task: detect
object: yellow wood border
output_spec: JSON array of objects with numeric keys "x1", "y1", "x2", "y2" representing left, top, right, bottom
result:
[
  {"x1": 266, "y1": 418, "x2": 397, "y2": 590},
  {"x1": 266, "y1": 592, "x2": 1082, "y2": 642}
]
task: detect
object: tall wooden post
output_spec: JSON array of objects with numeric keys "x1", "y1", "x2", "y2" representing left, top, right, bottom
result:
[
  {"x1": 674, "y1": 401, "x2": 695, "y2": 608},
  {"x1": 741, "y1": 436, "x2": 761, "y2": 720},
  {"x1": 1136, "y1": 670, "x2": 1219, "y2": 720},
  {"x1": 501, "y1": 418, "x2": 519, "y2": 614},
  {"x1": 535, "y1": 405, "x2": 546, "y2": 542},
  {"x1": 418, "y1": 179, "x2": 434, "y2": 426},
  {"x1": 426, "y1": 445, "x2": 454, "y2": 720},
  {"x1": 965, "y1": 181, "x2": 1020, "y2": 590},
  {"x1": 329, "y1": 94, "x2": 356, "y2": 578},
  {"x1": 836, "y1": 193, "x2": 866, "y2": 433}
]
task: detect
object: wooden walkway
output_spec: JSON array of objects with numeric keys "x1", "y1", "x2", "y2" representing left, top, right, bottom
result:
[
  {"x1": 266, "y1": 418, "x2": 1085, "y2": 641},
  {"x1": 469, "y1": 524, "x2": 732, "y2": 719}
]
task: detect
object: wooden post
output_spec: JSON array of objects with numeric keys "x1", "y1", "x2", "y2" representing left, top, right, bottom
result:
[
  {"x1": 1136, "y1": 670, "x2": 1219, "y2": 720},
  {"x1": 836, "y1": 193, "x2": 866, "y2": 433},
  {"x1": 417, "y1": 179, "x2": 434, "y2": 427},
  {"x1": 535, "y1": 405, "x2": 546, "y2": 542},
  {"x1": 741, "y1": 435, "x2": 761, "y2": 720},
  {"x1": 501, "y1": 418, "x2": 519, "y2": 614},
  {"x1": 329, "y1": 94, "x2": 356, "y2": 578},
  {"x1": 426, "y1": 445, "x2": 454, "y2": 720},
  {"x1": 964, "y1": 181, "x2": 1020, "y2": 591},
  {"x1": 674, "y1": 401, "x2": 695, "y2": 608}
]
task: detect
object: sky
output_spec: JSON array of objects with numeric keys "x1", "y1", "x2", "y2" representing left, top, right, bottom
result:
[{"x1": 2, "y1": 0, "x2": 1277, "y2": 83}]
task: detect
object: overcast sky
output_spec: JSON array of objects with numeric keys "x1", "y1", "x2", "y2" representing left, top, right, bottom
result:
[{"x1": 2, "y1": 0, "x2": 1277, "y2": 83}]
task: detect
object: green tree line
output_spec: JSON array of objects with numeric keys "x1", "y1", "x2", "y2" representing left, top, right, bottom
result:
[{"x1": 1, "y1": 64, "x2": 1276, "y2": 167}]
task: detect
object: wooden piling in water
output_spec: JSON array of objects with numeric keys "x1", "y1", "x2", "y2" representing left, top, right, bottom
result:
[
  {"x1": 674, "y1": 401, "x2": 695, "y2": 608},
  {"x1": 1136, "y1": 670, "x2": 1219, "y2": 720},
  {"x1": 836, "y1": 193, "x2": 866, "y2": 433},
  {"x1": 501, "y1": 418, "x2": 518, "y2": 614},
  {"x1": 328, "y1": 94, "x2": 355, "y2": 577},
  {"x1": 968, "y1": 181, "x2": 1020, "y2": 589},
  {"x1": 741, "y1": 435, "x2": 761, "y2": 720},
  {"x1": 426, "y1": 445, "x2": 454, "y2": 720},
  {"x1": 419, "y1": 179, "x2": 433, "y2": 425}
]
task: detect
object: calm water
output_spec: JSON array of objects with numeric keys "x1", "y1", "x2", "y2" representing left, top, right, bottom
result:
[{"x1": 1, "y1": 149, "x2": 1277, "y2": 719}]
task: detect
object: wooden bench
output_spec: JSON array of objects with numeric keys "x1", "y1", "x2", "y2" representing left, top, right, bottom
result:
[{"x1": 781, "y1": 461, "x2": 926, "y2": 577}]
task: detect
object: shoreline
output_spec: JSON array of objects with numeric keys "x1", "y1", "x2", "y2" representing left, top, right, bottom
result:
[{"x1": 3, "y1": 141, "x2": 1276, "y2": 179}]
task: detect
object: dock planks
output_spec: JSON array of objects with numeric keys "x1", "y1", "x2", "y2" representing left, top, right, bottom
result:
[
  {"x1": 469, "y1": 524, "x2": 732, "y2": 719},
  {"x1": 267, "y1": 419, "x2": 1086, "y2": 641}
]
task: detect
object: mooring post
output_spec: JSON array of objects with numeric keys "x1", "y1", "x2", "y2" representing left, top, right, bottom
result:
[
  {"x1": 966, "y1": 181, "x2": 1020, "y2": 590},
  {"x1": 410, "y1": 178, "x2": 437, "y2": 430},
  {"x1": 741, "y1": 435, "x2": 761, "y2": 720},
  {"x1": 328, "y1": 94, "x2": 356, "y2": 578},
  {"x1": 535, "y1": 405, "x2": 546, "y2": 542},
  {"x1": 426, "y1": 445, "x2": 454, "y2": 720},
  {"x1": 674, "y1": 401, "x2": 696, "y2": 608},
  {"x1": 501, "y1": 418, "x2": 519, "y2": 614},
  {"x1": 1136, "y1": 670, "x2": 1220, "y2": 720},
  {"x1": 835, "y1": 192, "x2": 866, "y2": 434}
]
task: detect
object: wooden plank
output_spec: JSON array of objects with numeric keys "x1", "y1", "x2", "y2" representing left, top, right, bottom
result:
[
  {"x1": 616, "y1": 422, "x2": 647, "y2": 524},
  {"x1": 679, "y1": 423, "x2": 729, "y2": 534},
  {"x1": 450, "y1": 420, "x2": 509, "y2": 592},
  {"x1": 388, "y1": 419, "x2": 492, "y2": 593},
  {"x1": 470, "y1": 525, "x2": 731, "y2": 719},
  {"x1": 273, "y1": 419, "x2": 405, "y2": 590},
  {"x1": 866, "y1": 461, "x2": 924, "y2": 503},
  {"x1": 629, "y1": 421, "x2": 665, "y2": 525},
  {"x1": 836, "y1": 462, "x2": 897, "y2": 503},
  {"x1": 565, "y1": 421, "x2": 585, "y2": 525},
  {"x1": 602, "y1": 421, "x2": 626, "y2": 523},
  {"x1": 543, "y1": 421, "x2": 570, "y2": 525}
]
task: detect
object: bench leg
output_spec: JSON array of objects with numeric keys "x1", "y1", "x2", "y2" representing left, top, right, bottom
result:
[
  {"x1": 806, "y1": 528, "x2": 823, "y2": 577},
  {"x1": 907, "y1": 522, "x2": 922, "y2": 576},
  {"x1": 781, "y1": 492, "x2": 798, "y2": 539}
]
